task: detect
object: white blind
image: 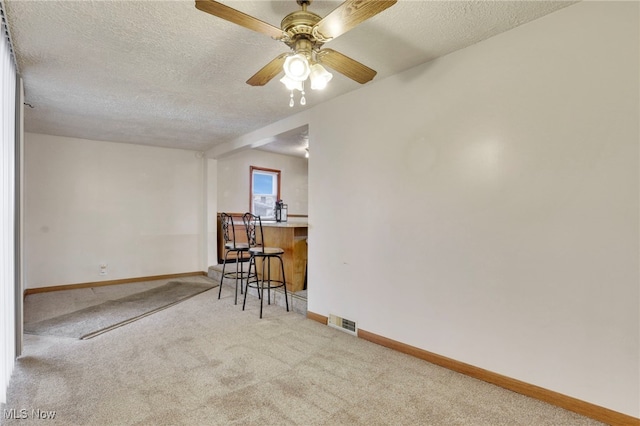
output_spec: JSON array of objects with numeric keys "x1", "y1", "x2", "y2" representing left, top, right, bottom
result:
[{"x1": 0, "y1": 3, "x2": 17, "y2": 404}]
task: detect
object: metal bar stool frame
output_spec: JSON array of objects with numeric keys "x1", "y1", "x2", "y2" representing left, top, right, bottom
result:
[
  {"x1": 218, "y1": 213, "x2": 253, "y2": 305},
  {"x1": 242, "y1": 212, "x2": 289, "y2": 318}
]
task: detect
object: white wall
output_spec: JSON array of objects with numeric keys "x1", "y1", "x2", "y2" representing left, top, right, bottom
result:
[
  {"x1": 305, "y1": 2, "x2": 637, "y2": 417},
  {"x1": 24, "y1": 133, "x2": 208, "y2": 288},
  {"x1": 217, "y1": 148, "x2": 308, "y2": 215}
]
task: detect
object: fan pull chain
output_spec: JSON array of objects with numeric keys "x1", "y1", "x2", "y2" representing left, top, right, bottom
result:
[{"x1": 287, "y1": 82, "x2": 307, "y2": 107}]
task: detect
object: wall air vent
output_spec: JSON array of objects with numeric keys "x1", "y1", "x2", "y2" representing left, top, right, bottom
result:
[{"x1": 328, "y1": 314, "x2": 357, "y2": 336}]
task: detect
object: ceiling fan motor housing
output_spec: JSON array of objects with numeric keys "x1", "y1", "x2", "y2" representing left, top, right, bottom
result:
[{"x1": 281, "y1": 9, "x2": 323, "y2": 54}]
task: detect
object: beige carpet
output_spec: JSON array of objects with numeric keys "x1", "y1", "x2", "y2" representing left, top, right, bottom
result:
[{"x1": 1, "y1": 279, "x2": 603, "y2": 425}]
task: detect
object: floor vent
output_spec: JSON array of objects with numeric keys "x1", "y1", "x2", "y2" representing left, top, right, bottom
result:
[{"x1": 328, "y1": 314, "x2": 357, "y2": 336}]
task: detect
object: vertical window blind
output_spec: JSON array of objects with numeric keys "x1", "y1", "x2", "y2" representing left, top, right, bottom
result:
[{"x1": 0, "y1": 2, "x2": 17, "y2": 404}]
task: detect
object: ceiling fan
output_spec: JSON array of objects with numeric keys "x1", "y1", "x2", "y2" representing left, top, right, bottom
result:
[{"x1": 195, "y1": 0, "x2": 397, "y2": 106}]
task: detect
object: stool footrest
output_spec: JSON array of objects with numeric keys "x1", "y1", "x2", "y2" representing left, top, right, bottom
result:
[{"x1": 222, "y1": 271, "x2": 255, "y2": 280}]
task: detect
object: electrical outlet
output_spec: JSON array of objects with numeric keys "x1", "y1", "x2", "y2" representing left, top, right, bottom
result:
[{"x1": 99, "y1": 264, "x2": 108, "y2": 276}]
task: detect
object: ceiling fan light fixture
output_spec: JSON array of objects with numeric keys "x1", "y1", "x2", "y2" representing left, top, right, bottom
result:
[
  {"x1": 283, "y1": 53, "x2": 311, "y2": 82},
  {"x1": 309, "y1": 63, "x2": 333, "y2": 90},
  {"x1": 196, "y1": 0, "x2": 397, "y2": 107},
  {"x1": 280, "y1": 75, "x2": 303, "y2": 91}
]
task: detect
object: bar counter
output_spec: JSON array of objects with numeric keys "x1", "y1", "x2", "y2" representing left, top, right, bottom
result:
[{"x1": 261, "y1": 221, "x2": 308, "y2": 293}]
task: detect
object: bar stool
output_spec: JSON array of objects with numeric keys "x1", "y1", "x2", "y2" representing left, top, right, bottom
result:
[
  {"x1": 242, "y1": 212, "x2": 289, "y2": 318},
  {"x1": 218, "y1": 213, "x2": 251, "y2": 305}
]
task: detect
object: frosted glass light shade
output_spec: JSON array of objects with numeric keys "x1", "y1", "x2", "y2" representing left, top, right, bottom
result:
[
  {"x1": 309, "y1": 63, "x2": 333, "y2": 90},
  {"x1": 283, "y1": 54, "x2": 311, "y2": 82},
  {"x1": 280, "y1": 75, "x2": 303, "y2": 91}
]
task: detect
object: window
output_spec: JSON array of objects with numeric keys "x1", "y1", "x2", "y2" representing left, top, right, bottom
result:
[{"x1": 250, "y1": 166, "x2": 281, "y2": 220}]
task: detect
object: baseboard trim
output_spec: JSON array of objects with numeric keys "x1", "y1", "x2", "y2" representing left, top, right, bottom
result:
[
  {"x1": 24, "y1": 271, "x2": 207, "y2": 297},
  {"x1": 306, "y1": 311, "x2": 328, "y2": 325},
  {"x1": 306, "y1": 311, "x2": 638, "y2": 426}
]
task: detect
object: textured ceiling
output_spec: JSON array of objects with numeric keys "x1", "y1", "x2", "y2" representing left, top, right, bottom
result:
[
  {"x1": 254, "y1": 125, "x2": 309, "y2": 158},
  {"x1": 4, "y1": 0, "x2": 575, "y2": 153}
]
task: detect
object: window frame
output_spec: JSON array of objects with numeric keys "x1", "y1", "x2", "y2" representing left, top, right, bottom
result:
[{"x1": 249, "y1": 166, "x2": 281, "y2": 220}]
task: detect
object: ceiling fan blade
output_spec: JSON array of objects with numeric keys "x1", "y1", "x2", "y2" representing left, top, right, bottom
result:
[
  {"x1": 313, "y1": 0, "x2": 397, "y2": 41},
  {"x1": 195, "y1": 0, "x2": 284, "y2": 39},
  {"x1": 318, "y1": 49, "x2": 377, "y2": 84},
  {"x1": 246, "y1": 53, "x2": 289, "y2": 86}
]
